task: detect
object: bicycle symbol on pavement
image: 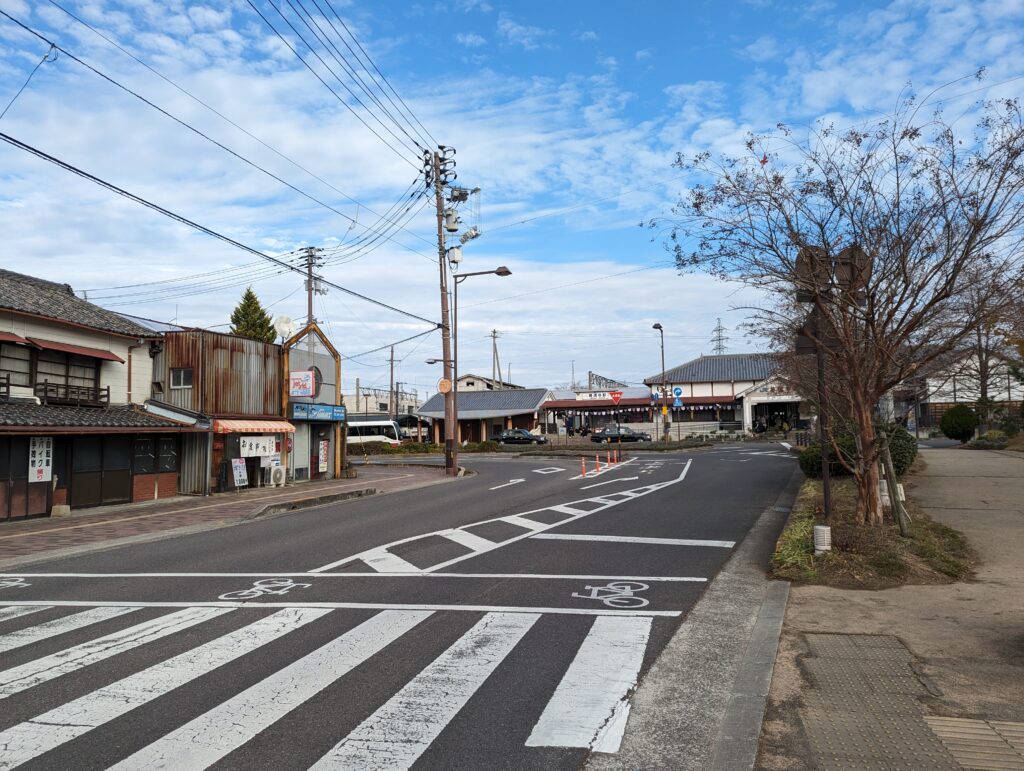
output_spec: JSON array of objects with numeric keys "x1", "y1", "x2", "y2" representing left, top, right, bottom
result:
[
  {"x1": 0, "y1": 577, "x2": 31, "y2": 590},
  {"x1": 218, "y1": 578, "x2": 312, "y2": 601},
  {"x1": 571, "y1": 581, "x2": 650, "y2": 608}
]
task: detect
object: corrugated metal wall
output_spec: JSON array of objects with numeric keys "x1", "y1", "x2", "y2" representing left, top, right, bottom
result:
[
  {"x1": 156, "y1": 331, "x2": 281, "y2": 417},
  {"x1": 178, "y1": 432, "x2": 209, "y2": 495}
]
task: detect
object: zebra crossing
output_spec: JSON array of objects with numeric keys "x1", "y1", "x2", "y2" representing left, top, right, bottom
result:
[{"x1": 0, "y1": 601, "x2": 656, "y2": 768}]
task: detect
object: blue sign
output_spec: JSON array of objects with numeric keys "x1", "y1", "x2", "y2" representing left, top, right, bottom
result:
[
  {"x1": 292, "y1": 403, "x2": 347, "y2": 422},
  {"x1": 673, "y1": 397, "x2": 683, "y2": 408},
  {"x1": 672, "y1": 386, "x2": 684, "y2": 398}
]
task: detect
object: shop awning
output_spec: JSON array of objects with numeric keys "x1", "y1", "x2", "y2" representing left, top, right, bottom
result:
[
  {"x1": 0, "y1": 332, "x2": 30, "y2": 345},
  {"x1": 213, "y1": 418, "x2": 296, "y2": 433},
  {"x1": 27, "y1": 337, "x2": 125, "y2": 363}
]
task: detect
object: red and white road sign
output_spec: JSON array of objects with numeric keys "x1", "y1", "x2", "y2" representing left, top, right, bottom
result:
[{"x1": 609, "y1": 390, "x2": 623, "y2": 405}]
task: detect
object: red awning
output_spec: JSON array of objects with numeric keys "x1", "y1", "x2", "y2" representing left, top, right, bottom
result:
[
  {"x1": 214, "y1": 419, "x2": 296, "y2": 434},
  {"x1": 26, "y1": 337, "x2": 124, "y2": 363},
  {"x1": 0, "y1": 332, "x2": 30, "y2": 345}
]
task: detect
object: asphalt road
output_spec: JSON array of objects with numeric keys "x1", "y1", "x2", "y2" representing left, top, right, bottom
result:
[{"x1": 0, "y1": 444, "x2": 797, "y2": 770}]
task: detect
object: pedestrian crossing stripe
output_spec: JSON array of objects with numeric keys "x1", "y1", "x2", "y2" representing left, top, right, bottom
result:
[{"x1": 0, "y1": 604, "x2": 658, "y2": 766}]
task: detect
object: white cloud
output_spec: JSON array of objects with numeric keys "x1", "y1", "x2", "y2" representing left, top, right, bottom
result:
[
  {"x1": 742, "y1": 35, "x2": 779, "y2": 63},
  {"x1": 496, "y1": 13, "x2": 549, "y2": 50},
  {"x1": 635, "y1": 48, "x2": 652, "y2": 61},
  {"x1": 577, "y1": 30, "x2": 598, "y2": 42},
  {"x1": 455, "y1": 32, "x2": 486, "y2": 48}
]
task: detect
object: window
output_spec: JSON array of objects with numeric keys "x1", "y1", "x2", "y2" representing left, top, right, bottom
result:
[
  {"x1": 158, "y1": 437, "x2": 178, "y2": 472},
  {"x1": 0, "y1": 343, "x2": 31, "y2": 387},
  {"x1": 378, "y1": 402, "x2": 388, "y2": 412},
  {"x1": 170, "y1": 368, "x2": 193, "y2": 389},
  {"x1": 133, "y1": 437, "x2": 155, "y2": 474}
]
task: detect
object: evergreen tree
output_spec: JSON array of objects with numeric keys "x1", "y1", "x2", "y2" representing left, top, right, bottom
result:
[{"x1": 229, "y1": 287, "x2": 276, "y2": 343}]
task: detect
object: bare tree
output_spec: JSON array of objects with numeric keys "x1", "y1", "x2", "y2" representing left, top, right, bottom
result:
[{"x1": 661, "y1": 99, "x2": 1024, "y2": 524}]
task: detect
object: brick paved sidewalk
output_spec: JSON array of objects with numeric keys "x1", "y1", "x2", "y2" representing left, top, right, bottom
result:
[{"x1": 0, "y1": 464, "x2": 448, "y2": 567}]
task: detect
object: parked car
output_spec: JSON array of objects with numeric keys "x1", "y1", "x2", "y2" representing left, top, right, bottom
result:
[
  {"x1": 590, "y1": 426, "x2": 652, "y2": 443},
  {"x1": 496, "y1": 428, "x2": 547, "y2": 445}
]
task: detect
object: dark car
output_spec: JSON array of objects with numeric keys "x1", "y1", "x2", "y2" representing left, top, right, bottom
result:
[
  {"x1": 496, "y1": 428, "x2": 548, "y2": 445},
  {"x1": 590, "y1": 426, "x2": 652, "y2": 443}
]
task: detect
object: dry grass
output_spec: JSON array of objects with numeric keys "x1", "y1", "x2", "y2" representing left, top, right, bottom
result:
[
  {"x1": 1007, "y1": 434, "x2": 1024, "y2": 452},
  {"x1": 770, "y1": 476, "x2": 974, "y2": 589}
]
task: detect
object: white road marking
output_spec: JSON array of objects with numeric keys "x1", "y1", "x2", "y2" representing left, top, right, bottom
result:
[
  {"x1": 109, "y1": 610, "x2": 432, "y2": 771},
  {"x1": 531, "y1": 533, "x2": 736, "y2": 548},
  {"x1": 0, "y1": 607, "x2": 231, "y2": 700},
  {"x1": 501, "y1": 514, "x2": 549, "y2": 532},
  {"x1": 527, "y1": 615, "x2": 652, "y2": 752},
  {"x1": 0, "y1": 606, "x2": 139, "y2": 654},
  {"x1": 779, "y1": 441, "x2": 792, "y2": 450},
  {"x1": 312, "y1": 612, "x2": 539, "y2": 770},
  {"x1": 440, "y1": 528, "x2": 496, "y2": 552},
  {"x1": 532, "y1": 467, "x2": 566, "y2": 474},
  {"x1": 0, "y1": 606, "x2": 51, "y2": 623},
  {"x1": 310, "y1": 458, "x2": 691, "y2": 574},
  {"x1": 0, "y1": 607, "x2": 329, "y2": 767},
  {"x1": 362, "y1": 550, "x2": 420, "y2": 573},
  {"x1": 3, "y1": 572, "x2": 705, "y2": 582},
  {"x1": 580, "y1": 476, "x2": 639, "y2": 490},
  {"x1": 0, "y1": 600, "x2": 681, "y2": 617},
  {"x1": 489, "y1": 478, "x2": 525, "y2": 490}
]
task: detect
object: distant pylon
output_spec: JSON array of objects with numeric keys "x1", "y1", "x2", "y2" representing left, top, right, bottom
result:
[{"x1": 711, "y1": 317, "x2": 729, "y2": 355}]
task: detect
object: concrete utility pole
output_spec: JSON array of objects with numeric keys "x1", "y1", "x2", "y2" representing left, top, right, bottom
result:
[
  {"x1": 491, "y1": 330, "x2": 502, "y2": 386},
  {"x1": 303, "y1": 246, "x2": 323, "y2": 355},
  {"x1": 431, "y1": 149, "x2": 458, "y2": 476},
  {"x1": 389, "y1": 346, "x2": 395, "y2": 420}
]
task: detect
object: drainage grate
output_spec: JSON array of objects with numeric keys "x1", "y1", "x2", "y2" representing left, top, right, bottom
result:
[{"x1": 926, "y1": 716, "x2": 1024, "y2": 770}]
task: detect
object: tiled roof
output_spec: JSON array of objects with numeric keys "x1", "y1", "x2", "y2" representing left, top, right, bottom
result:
[
  {"x1": 417, "y1": 388, "x2": 550, "y2": 419},
  {"x1": 0, "y1": 269, "x2": 156, "y2": 338},
  {"x1": 645, "y1": 353, "x2": 779, "y2": 385},
  {"x1": 0, "y1": 403, "x2": 192, "y2": 430}
]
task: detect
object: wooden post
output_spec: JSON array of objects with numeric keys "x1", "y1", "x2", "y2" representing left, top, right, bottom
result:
[{"x1": 881, "y1": 439, "x2": 911, "y2": 537}]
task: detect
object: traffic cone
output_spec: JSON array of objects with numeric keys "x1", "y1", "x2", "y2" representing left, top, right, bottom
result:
[
  {"x1": 595, "y1": 454, "x2": 601, "y2": 472},
  {"x1": 606, "y1": 450, "x2": 611, "y2": 467},
  {"x1": 613, "y1": 449, "x2": 619, "y2": 464},
  {"x1": 581, "y1": 457, "x2": 586, "y2": 476}
]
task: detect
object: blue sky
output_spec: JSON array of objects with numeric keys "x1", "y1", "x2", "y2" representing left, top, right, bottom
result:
[{"x1": 1, "y1": 0, "x2": 1023, "y2": 397}]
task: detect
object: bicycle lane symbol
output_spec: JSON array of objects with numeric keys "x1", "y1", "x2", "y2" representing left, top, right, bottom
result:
[
  {"x1": 571, "y1": 581, "x2": 649, "y2": 609},
  {"x1": 218, "y1": 578, "x2": 312, "y2": 601}
]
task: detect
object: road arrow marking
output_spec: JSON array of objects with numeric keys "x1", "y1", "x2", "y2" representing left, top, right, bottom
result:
[{"x1": 489, "y1": 479, "x2": 525, "y2": 490}]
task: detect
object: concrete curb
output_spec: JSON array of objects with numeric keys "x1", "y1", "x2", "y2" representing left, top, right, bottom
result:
[
  {"x1": 707, "y1": 580, "x2": 790, "y2": 771},
  {"x1": 245, "y1": 487, "x2": 377, "y2": 520},
  {"x1": 587, "y1": 467, "x2": 801, "y2": 771}
]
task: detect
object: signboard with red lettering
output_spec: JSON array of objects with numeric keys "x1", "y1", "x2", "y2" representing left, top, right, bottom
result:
[{"x1": 609, "y1": 390, "x2": 623, "y2": 405}]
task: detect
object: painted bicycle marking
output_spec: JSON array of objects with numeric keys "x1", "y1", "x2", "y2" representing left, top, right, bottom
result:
[
  {"x1": 571, "y1": 581, "x2": 649, "y2": 608},
  {"x1": 218, "y1": 578, "x2": 312, "y2": 601},
  {"x1": 0, "y1": 577, "x2": 31, "y2": 590}
]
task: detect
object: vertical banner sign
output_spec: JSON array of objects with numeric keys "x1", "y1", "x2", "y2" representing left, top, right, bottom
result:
[
  {"x1": 231, "y1": 458, "x2": 249, "y2": 488},
  {"x1": 28, "y1": 436, "x2": 53, "y2": 483},
  {"x1": 289, "y1": 371, "x2": 315, "y2": 397},
  {"x1": 318, "y1": 441, "x2": 329, "y2": 473}
]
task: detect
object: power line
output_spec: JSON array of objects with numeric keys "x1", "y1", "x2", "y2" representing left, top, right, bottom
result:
[
  {"x1": 287, "y1": 0, "x2": 430, "y2": 151},
  {"x1": 0, "y1": 130, "x2": 438, "y2": 325},
  {"x1": 45, "y1": 0, "x2": 437, "y2": 251},
  {"x1": 0, "y1": 44, "x2": 56, "y2": 120},
  {"x1": 246, "y1": 0, "x2": 420, "y2": 168},
  {"x1": 322, "y1": 0, "x2": 439, "y2": 149}
]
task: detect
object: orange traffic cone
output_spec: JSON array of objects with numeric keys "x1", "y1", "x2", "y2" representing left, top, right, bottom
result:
[
  {"x1": 581, "y1": 457, "x2": 587, "y2": 476},
  {"x1": 595, "y1": 454, "x2": 602, "y2": 472}
]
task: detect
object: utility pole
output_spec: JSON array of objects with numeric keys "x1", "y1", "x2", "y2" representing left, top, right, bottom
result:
[
  {"x1": 571, "y1": 360, "x2": 575, "y2": 391},
  {"x1": 427, "y1": 147, "x2": 458, "y2": 476},
  {"x1": 389, "y1": 346, "x2": 395, "y2": 420},
  {"x1": 491, "y1": 330, "x2": 502, "y2": 386},
  {"x1": 303, "y1": 246, "x2": 324, "y2": 354}
]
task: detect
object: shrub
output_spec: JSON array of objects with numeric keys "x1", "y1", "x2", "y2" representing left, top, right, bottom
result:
[
  {"x1": 940, "y1": 404, "x2": 979, "y2": 443},
  {"x1": 981, "y1": 429, "x2": 1006, "y2": 442},
  {"x1": 881, "y1": 426, "x2": 917, "y2": 476},
  {"x1": 798, "y1": 435, "x2": 856, "y2": 478}
]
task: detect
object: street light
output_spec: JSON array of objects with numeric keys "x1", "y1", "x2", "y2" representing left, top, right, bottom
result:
[
  {"x1": 452, "y1": 267, "x2": 512, "y2": 460},
  {"x1": 653, "y1": 323, "x2": 670, "y2": 442}
]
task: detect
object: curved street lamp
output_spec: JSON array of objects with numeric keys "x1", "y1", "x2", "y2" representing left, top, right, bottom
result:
[{"x1": 653, "y1": 323, "x2": 670, "y2": 442}]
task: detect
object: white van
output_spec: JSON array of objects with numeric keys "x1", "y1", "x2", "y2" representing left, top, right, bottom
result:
[{"x1": 347, "y1": 419, "x2": 402, "y2": 446}]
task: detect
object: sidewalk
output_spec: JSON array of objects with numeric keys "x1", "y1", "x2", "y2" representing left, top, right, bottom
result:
[
  {"x1": 758, "y1": 449, "x2": 1024, "y2": 770},
  {"x1": 0, "y1": 464, "x2": 449, "y2": 569}
]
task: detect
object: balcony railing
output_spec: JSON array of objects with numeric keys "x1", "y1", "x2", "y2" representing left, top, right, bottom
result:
[
  {"x1": 0, "y1": 373, "x2": 9, "y2": 403},
  {"x1": 34, "y1": 380, "x2": 110, "y2": 407}
]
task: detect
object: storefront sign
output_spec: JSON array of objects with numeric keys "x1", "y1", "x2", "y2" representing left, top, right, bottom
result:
[
  {"x1": 292, "y1": 403, "x2": 346, "y2": 421},
  {"x1": 318, "y1": 441, "x2": 329, "y2": 473},
  {"x1": 231, "y1": 458, "x2": 248, "y2": 487},
  {"x1": 576, "y1": 391, "x2": 615, "y2": 401},
  {"x1": 289, "y1": 370, "x2": 315, "y2": 397},
  {"x1": 28, "y1": 436, "x2": 53, "y2": 483},
  {"x1": 240, "y1": 435, "x2": 275, "y2": 457}
]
